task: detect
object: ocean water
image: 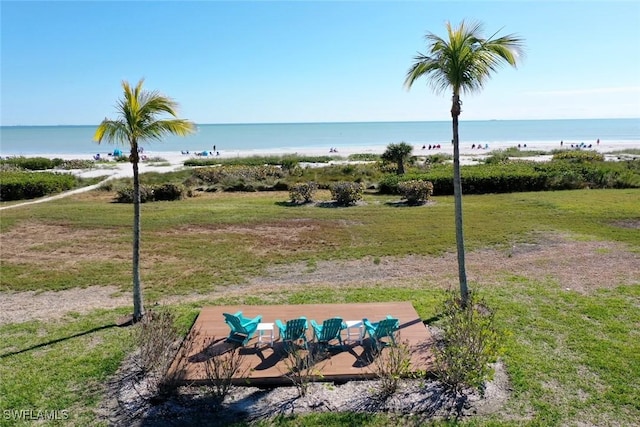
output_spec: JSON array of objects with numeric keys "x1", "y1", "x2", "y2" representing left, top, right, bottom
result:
[{"x1": 0, "y1": 118, "x2": 638, "y2": 156}]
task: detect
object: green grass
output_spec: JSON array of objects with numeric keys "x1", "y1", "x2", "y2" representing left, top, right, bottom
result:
[{"x1": 1, "y1": 188, "x2": 639, "y2": 425}]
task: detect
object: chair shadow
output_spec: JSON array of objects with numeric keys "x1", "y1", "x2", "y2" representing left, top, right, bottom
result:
[
  {"x1": 187, "y1": 337, "x2": 237, "y2": 363},
  {"x1": 0, "y1": 323, "x2": 118, "y2": 358},
  {"x1": 351, "y1": 338, "x2": 379, "y2": 368}
]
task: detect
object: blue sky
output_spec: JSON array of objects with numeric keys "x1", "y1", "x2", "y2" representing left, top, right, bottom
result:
[{"x1": 1, "y1": 1, "x2": 639, "y2": 125}]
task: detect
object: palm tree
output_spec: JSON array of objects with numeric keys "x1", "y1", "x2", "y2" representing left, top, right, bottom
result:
[
  {"x1": 405, "y1": 21, "x2": 524, "y2": 306},
  {"x1": 94, "y1": 79, "x2": 196, "y2": 321},
  {"x1": 381, "y1": 142, "x2": 413, "y2": 175}
]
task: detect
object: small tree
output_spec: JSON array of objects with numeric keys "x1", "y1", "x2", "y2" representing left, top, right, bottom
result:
[{"x1": 381, "y1": 142, "x2": 413, "y2": 175}]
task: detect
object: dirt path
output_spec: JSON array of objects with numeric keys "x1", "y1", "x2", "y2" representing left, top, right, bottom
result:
[{"x1": 1, "y1": 234, "x2": 637, "y2": 326}]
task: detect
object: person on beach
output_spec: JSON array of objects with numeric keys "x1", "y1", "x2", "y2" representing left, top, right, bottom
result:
[
  {"x1": 561, "y1": 140, "x2": 563, "y2": 147},
  {"x1": 597, "y1": 139, "x2": 600, "y2": 146}
]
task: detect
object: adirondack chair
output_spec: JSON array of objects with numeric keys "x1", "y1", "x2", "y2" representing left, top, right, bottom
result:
[
  {"x1": 275, "y1": 317, "x2": 308, "y2": 351},
  {"x1": 362, "y1": 315, "x2": 399, "y2": 350},
  {"x1": 223, "y1": 311, "x2": 262, "y2": 346},
  {"x1": 311, "y1": 317, "x2": 346, "y2": 350}
]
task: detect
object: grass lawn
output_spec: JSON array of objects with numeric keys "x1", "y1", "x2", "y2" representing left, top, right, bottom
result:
[{"x1": 0, "y1": 188, "x2": 638, "y2": 425}]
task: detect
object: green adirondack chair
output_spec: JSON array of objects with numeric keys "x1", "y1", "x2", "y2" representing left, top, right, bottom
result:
[
  {"x1": 311, "y1": 317, "x2": 346, "y2": 350},
  {"x1": 275, "y1": 317, "x2": 308, "y2": 351},
  {"x1": 363, "y1": 315, "x2": 399, "y2": 349},
  {"x1": 223, "y1": 311, "x2": 262, "y2": 346}
]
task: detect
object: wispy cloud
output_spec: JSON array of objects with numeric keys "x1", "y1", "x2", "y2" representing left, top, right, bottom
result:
[{"x1": 525, "y1": 86, "x2": 640, "y2": 96}]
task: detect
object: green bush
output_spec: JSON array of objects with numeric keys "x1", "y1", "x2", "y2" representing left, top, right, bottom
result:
[
  {"x1": 552, "y1": 150, "x2": 605, "y2": 162},
  {"x1": 434, "y1": 291, "x2": 500, "y2": 396},
  {"x1": 0, "y1": 171, "x2": 76, "y2": 201},
  {"x1": 0, "y1": 156, "x2": 62, "y2": 171},
  {"x1": 330, "y1": 181, "x2": 363, "y2": 206},
  {"x1": 348, "y1": 153, "x2": 381, "y2": 161},
  {"x1": 397, "y1": 180, "x2": 434, "y2": 205},
  {"x1": 114, "y1": 183, "x2": 186, "y2": 203},
  {"x1": 289, "y1": 182, "x2": 317, "y2": 204},
  {"x1": 153, "y1": 183, "x2": 185, "y2": 201},
  {"x1": 58, "y1": 159, "x2": 95, "y2": 170},
  {"x1": 114, "y1": 185, "x2": 154, "y2": 203}
]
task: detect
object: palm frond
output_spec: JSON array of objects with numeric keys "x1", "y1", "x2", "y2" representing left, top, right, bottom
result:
[
  {"x1": 405, "y1": 20, "x2": 525, "y2": 97},
  {"x1": 95, "y1": 79, "x2": 195, "y2": 148}
]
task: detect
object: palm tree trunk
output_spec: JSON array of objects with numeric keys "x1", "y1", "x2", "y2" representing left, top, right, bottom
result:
[
  {"x1": 451, "y1": 94, "x2": 469, "y2": 306},
  {"x1": 131, "y1": 146, "x2": 144, "y2": 321}
]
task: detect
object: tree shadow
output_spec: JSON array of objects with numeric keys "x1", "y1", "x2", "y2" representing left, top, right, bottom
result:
[{"x1": 0, "y1": 323, "x2": 119, "y2": 358}]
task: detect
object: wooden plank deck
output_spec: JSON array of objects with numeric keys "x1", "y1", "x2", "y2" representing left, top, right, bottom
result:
[{"x1": 168, "y1": 302, "x2": 434, "y2": 386}]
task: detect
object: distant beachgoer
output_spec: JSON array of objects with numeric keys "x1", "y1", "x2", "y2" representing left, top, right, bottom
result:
[
  {"x1": 485, "y1": 144, "x2": 489, "y2": 149},
  {"x1": 216, "y1": 151, "x2": 220, "y2": 156},
  {"x1": 94, "y1": 153, "x2": 101, "y2": 160},
  {"x1": 472, "y1": 144, "x2": 476, "y2": 149},
  {"x1": 597, "y1": 139, "x2": 600, "y2": 146},
  {"x1": 560, "y1": 140, "x2": 563, "y2": 147},
  {"x1": 517, "y1": 144, "x2": 521, "y2": 149},
  {"x1": 213, "y1": 145, "x2": 216, "y2": 151}
]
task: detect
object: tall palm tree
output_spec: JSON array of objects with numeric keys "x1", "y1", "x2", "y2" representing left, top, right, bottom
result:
[
  {"x1": 94, "y1": 79, "x2": 196, "y2": 321},
  {"x1": 405, "y1": 21, "x2": 524, "y2": 306}
]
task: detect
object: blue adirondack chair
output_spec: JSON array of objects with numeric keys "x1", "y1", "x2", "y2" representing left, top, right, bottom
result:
[
  {"x1": 223, "y1": 311, "x2": 262, "y2": 346},
  {"x1": 311, "y1": 317, "x2": 346, "y2": 350},
  {"x1": 363, "y1": 315, "x2": 399, "y2": 349},
  {"x1": 275, "y1": 317, "x2": 308, "y2": 351}
]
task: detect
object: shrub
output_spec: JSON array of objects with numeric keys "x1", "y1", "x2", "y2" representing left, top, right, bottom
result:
[
  {"x1": 552, "y1": 150, "x2": 604, "y2": 162},
  {"x1": 281, "y1": 156, "x2": 299, "y2": 172},
  {"x1": 202, "y1": 337, "x2": 248, "y2": 404},
  {"x1": 370, "y1": 337, "x2": 412, "y2": 396},
  {"x1": 114, "y1": 185, "x2": 154, "y2": 203},
  {"x1": 434, "y1": 291, "x2": 500, "y2": 396},
  {"x1": 289, "y1": 182, "x2": 317, "y2": 203},
  {"x1": 348, "y1": 153, "x2": 381, "y2": 161},
  {"x1": 330, "y1": 181, "x2": 364, "y2": 206},
  {"x1": 0, "y1": 171, "x2": 76, "y2": 201},
  {"x1": 0, "y1": 156, "x2": 60, "y2": 170},
  {"x1": 281, "y1": 346, "x2": 325, "y2": 397},
  {"x1": 58, "y1": 159, "x2": 95, "y2": 170},
  {"x1": 134, "y1": 309, "x2": 179, "y2": 375},
  {"x1": 397, "y1": 180, "x2": 434, "y2": 205},
  {"x1": 153, "y1": 183, "x2": 185, "y2": 201}
]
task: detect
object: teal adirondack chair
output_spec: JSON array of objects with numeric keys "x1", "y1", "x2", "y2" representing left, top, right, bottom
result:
[
  {"x1": 223, "y1": 311, "x2": 262, "y2": 346},
  {"x1": 275, "y1": 317, "x2": 308, "y2": 351},
  {"x1": 363, "y1": 315, "x2": 399, "y2": 349},
  {"x1": 311, "y1": 317, "x2": 346, "y2": 350}
]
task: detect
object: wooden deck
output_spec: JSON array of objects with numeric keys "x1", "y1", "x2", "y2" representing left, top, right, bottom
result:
[{"x1": 168, "y1": 302, "x2": 434, "y2": 386}]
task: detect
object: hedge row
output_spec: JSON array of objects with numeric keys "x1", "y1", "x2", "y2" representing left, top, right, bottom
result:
[
  {"x1": 379, "y1": 160, "x2": 640, "y2": 195},
  {"x1": 0, "y1": 171, "x2": 77, "y2": 201}
]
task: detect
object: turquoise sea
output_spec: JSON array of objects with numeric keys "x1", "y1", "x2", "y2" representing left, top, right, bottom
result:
[{"x1": 0, "y1": 118, "x2": 639, "y2": 156}]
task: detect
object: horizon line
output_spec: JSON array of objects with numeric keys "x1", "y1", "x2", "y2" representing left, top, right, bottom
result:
[{"x1": 2, "y1": 117, "x2": 639, "y2": 128}]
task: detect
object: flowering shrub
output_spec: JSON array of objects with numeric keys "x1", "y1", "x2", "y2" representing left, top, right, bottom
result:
[
  {"x1": 289, "y1": 182, "x2": 317, "y2": 203},
  {"x1": 397, "y1": 180, "x2": 434, "y2": 205},
  {"x1": 330, "y1": 181, "x2": 363, "y2": 206}
]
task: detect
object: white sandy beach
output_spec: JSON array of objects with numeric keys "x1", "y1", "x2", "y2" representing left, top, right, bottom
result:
[{"x1": 6, "y1": 140, "x2": 639, "y2": 181}]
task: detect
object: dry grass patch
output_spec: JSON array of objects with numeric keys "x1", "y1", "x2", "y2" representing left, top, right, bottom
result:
[{"x1": 1, "y1": 221, "x2": 127, "y2": 266}]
